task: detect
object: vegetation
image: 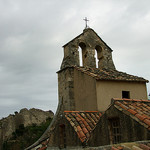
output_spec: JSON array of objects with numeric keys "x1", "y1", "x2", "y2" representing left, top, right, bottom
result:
[{"x1": 3, "y1": 117, "x2": 52, "y2": 150}]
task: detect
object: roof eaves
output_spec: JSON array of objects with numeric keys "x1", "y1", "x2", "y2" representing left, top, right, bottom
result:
[{"x1": 57, "y1": 66, "x2": 74, "y2": 73}]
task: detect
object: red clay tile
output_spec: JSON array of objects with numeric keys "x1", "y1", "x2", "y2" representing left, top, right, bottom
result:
[
  {"x1": 142, "y1": 103, "x2": 148, "y2": 107},
  {"x1": 76, "y1": 113, "x2": 84, "y2": 121},
  {"x1": 86, "y1": 125, "x2": 92, "y2": 131},
  {"x1": 80, "y1": 136, "x2": 86, "y2": 142},
  {"x1": 64, "y1": 111, "x2": 102, "y2": 143},
  {"x1": 123, "y1": 101, "x2": 128, "y2": 105},
  {"x1": 78, "y1": 130, "x2": 86, "y2": 138},
  {"x1": 99, "y1": 113, "x2": 102, "y2": 117},
  {"x1": 119, "y1": 103, "x2": 129, "y2": 110},
  {"x1": 142, "y1": 106, "x2": 148, "y2": 112},
  {"x1": 129, "y1": 105, "x2": 136, "y2": 110},
  {"x1": 115, "y1": 101, "x2": 121, "y2": 106},
  {"x1": 42, "y1": 140, "x2": 48, "y2": 146},
  {"x1": 86, "y1": 132, "x2": 90, "y2": 138},
  {"x1": 83, "y1": 120, "x2": 89, "y2": 126},
  {"x1": 77, "y1": 126, "x2": 82, "y2": 132},
  {"x1": 146, "y1": 106, "x2": 150, "y2": 110},
  {"x1": 113, "y1": 98, "x2": 122, "y2": 101},
  {"x1": 91, "y1": 113, "x2": 98, "y2": 122},
  {"x1": 135, "y1": 114, "x2": 146, "y2": 121},
  {"x1": 123, "y1": 98, "x2": 132, "y2": 101},
  {"x1": 38, "y1": 146, "x2": 47, "y2": 150},
  {"x1": 111, "y1": 146, "x2": 119, "y2": 150},
  {"x1": 82, "y1": 127, "x2": 88, "y2": 134},
  {"x1": 79, "y1": 120, "x2": 83, "y2": 125},
  {"x1": 76, "y1": 116, "x2": 81, "y2": 121},
  {"x1": 143, "y1": 119, "x2": 150, "y2": 126},
  {"x1": 136, "y1": 109, "x2": 144, "y2": 115},
  {"x1": 128, "y1": 109, "x2": 137, "y2": 115},
  {"x1": 117, "y1": 146, "x2": 123, "y2": 150},
  {"x1": 142, "y1": 114, "x2": 150, "y2": 120},
  {"x1": 141, "y1": 100, "x2": 150, "y2": 102},
  {"x1": 139, "y1": 143, "x2": 150, "y2": 150},
  {"x1": 132, "y1": 99, "x2": 142, "y2": 102},
  {"x1": 136, "y1": 103, "x2": 142, "y2": 107},
  {"x1": 80, "y1": 123, "x2": 85, "y2": 128},
  {"x1": 89, "y1": 122, "x2": 94, "y2": 128},
  {"x1": 95, "y1": 114, "x2": 100, "y2": 119}
]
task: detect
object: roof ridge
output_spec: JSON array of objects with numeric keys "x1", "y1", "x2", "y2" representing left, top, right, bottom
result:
[
  {"x1": 112, "y1": 98, "x2": 150, "y2": 103},
  {"x1": 113, "y1": 98, "x2": 150, "y2": 130},
  {"x1": 73, "y1": 66, "x2": 148, "y2": 83},
  {"x1": 64, "y1": 110, "x2": 100, "y2": 113}
]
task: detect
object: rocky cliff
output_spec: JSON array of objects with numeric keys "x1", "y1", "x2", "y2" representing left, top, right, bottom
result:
[{"x1": 0, "y1": 108, "x2": 54, "y2": 147}]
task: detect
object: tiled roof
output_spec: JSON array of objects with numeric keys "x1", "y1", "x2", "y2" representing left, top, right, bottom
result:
[
  {"x1": 29, "y1": 138, "x2": 49, "y2": 150},
  {"x1": 64, "y1": 111, "x2": 102, "y2": 143},
  {"x1": 110, "y1": 141, "x2": 150, "y2": 150},
  {"x1": 74, "y1": 66, "x2": 149, "y2": 83},
  {"x1": 108, "y1": 141, "x2": 150, "y2": 150},
  {"x1": 113, "y1": 98, "x2": 150, "y2": 129}
]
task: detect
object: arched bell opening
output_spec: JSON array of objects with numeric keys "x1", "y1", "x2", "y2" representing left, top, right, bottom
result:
[
  {"x1": 78, "y1": 42, "x2": 87, "y2": 67},
  {"x1": 95, "y1": 45, "x2": 103, "y2": 68}
]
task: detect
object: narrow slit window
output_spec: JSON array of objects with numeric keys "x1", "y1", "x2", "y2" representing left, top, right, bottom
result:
[
  {"x1": 78, "y1": 47, "x2": 83, "y2": 66},
  {"x1": 59, "y1": 124, "x2": 66, "y2": 148},
  {"x1": 95, "y1": 50, "x2": 98, "y2": 68}
]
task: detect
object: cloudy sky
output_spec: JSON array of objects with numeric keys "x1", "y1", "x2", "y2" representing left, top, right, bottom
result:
[{"x1": 0, "y1": 0, "x2": 150, "y2": 119}]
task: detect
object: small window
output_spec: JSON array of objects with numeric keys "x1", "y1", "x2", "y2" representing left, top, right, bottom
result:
[
  {"x1": 109, "y1": 118, "x2": 121, "y2": 144},
  {"x1": 122, "y1": 91, "x2": 130, "y2": 99}
]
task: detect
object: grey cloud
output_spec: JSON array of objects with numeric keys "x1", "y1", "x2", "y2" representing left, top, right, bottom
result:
[{"x1": 0, "y1": 0, "x2": 150, "y2": 119}]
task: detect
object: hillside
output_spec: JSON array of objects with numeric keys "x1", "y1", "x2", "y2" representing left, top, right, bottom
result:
[{"x1": 0, "y1": 108, "x2": 54, "y2": 150}]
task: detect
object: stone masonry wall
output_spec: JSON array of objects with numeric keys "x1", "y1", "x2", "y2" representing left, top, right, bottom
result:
[{"x1": 57, "y1": 67, "x2": 75, "y2": 111}]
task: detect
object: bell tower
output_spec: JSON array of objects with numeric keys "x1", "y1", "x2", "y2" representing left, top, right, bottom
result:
[
  {"x1": 58, "y1": 28, "x2": 116, "y2": 111},
  {"x1": 61, "y1": 28, "x2": 115, "y2": 70}
]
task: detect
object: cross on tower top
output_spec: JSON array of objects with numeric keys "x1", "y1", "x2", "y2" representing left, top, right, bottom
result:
[{"x1": 83, "y1": 17, "x2": 89, "y2": 29}]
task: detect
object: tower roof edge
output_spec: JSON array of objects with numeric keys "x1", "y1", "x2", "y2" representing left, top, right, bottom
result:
[{"x1": 62, "y1": 28, "x2": 113, "y2": 52}]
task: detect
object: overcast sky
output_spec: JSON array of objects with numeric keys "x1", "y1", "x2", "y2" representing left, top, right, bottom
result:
[{"x1": 0, "y1": 0, "x2": 150, "y2": 119}]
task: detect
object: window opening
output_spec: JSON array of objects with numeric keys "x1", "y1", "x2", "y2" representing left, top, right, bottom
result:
[
  {"x1": 79, "y1": 42, "x2": 86, "y2": 67},
  {"x1": 95, "y1": 50, "x2": 98, "y2": 68},
  {"x1": 109, "y1": 118, "x2": 121, "y2": 144},
  {"x1": 122, "y1": 91, "x2": 130, "y2": 99},
  {"x1": 78, "y1": 47, "x2": 83, "y2": 66},
  {"x1": 59, "y1": 124, "x2": 66, "y2": 149},
  {"x1": 95, "y1": 45, "x2": 102, "y2": 68}
]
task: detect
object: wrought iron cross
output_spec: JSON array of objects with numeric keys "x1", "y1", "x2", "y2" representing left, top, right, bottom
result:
[{"x1": 83, "y1": 17, "x2": 89, "y2": 29}]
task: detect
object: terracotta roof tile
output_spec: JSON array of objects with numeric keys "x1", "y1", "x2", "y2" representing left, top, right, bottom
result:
[
  {"x1": 128, "y1": 109, "x2": 137, "y2": 115},
  {"x1": 74, "y1": 66, "x2": 148, "y2": 83},
  {"x1": 38, "y1": 146, "x2": 47, "y2": 150},
  {"x1": 113, "y1": 98, "x2": 150, "y2": 130},
  {"x1": 139, "y1": 143, "x2": 150, "y2": 150},
  {"x1": 64, "y1": 111, "x2": 102, "y2": 143},
  {"x1": 29, "y1": 138, "x2": 49, "y2": 150},
  {"x1": 112, "y1": 146, "x2": 119, "y2": 150},
  {"x1": 109, "y1": 141, "x2": 150, "y2": 150}
]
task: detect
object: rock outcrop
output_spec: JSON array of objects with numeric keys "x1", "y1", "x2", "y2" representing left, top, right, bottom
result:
[{"x1": 0, "y1": 108, "x2": 53, "y2": 147}]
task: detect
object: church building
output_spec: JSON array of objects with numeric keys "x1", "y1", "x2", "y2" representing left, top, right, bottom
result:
[{"x1": 26, "y1": 27, "x2": 149, "y2": 150}]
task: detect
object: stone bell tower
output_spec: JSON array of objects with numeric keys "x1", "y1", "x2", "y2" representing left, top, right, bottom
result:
[
  {"x1": 57, "y1": 28, "x2": 116, "y2": 111},
  {"x1": 61, "y1": 28, "x2": 115, "y2": 70}
]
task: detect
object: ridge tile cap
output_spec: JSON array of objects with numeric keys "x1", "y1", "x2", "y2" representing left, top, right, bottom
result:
[{"x1": 112, "y1": 98, "x2": 150, "y2": 103}]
